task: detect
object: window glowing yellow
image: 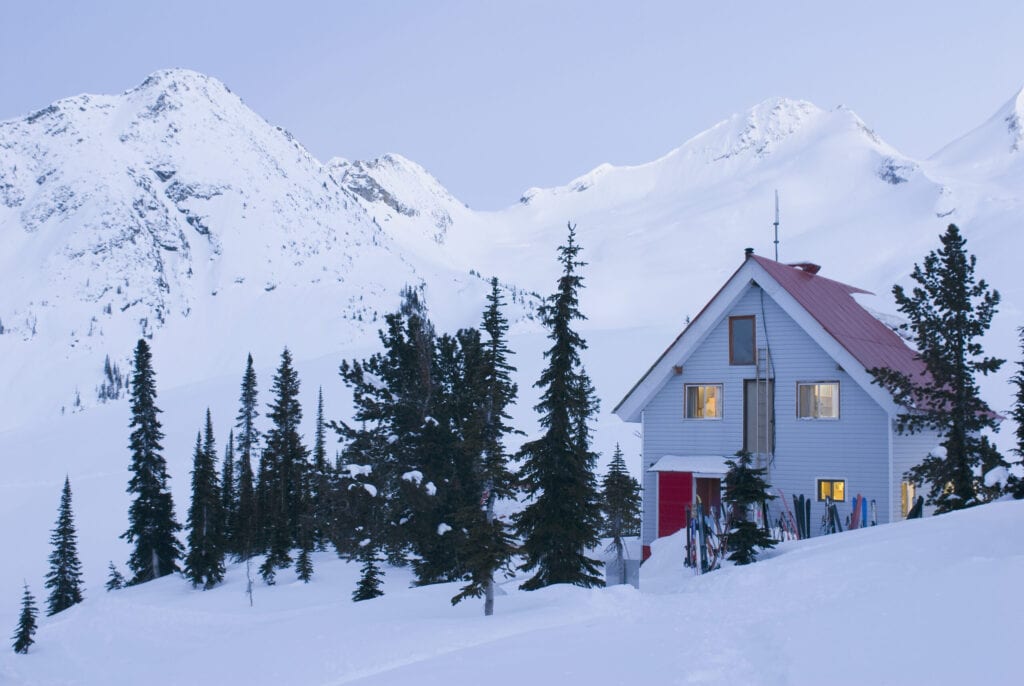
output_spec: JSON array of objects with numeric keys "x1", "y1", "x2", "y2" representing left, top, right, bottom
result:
[
  {"x1": 817, "y1": 479, "x2": 845, "y2": 502},
  {"x1": 901, "y1": 481, "x2": 916, "y2": 518},
  {"x1": 685, "y1": 385, "x2": 722, "y2": 419}
]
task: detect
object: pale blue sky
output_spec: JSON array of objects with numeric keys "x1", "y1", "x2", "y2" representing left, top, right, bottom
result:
[{"x1": 2, "y1": 1, "x2": 1022, "y2": 209}]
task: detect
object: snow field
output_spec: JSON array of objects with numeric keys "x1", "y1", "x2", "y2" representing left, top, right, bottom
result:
[{"x1": 2, "y1": 500, "x2": 1021, "y2": 685}]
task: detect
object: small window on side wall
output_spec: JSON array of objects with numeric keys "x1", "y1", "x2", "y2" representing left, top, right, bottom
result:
[
  {"x1": 798, "y1": 382, "x2": 840, "y2": 419},
  {"x1": 685, "y1": 384, "x2": 722, "y2": 419},
  {"x1": 729, "y1": 316, "x2": 756, "y2": 365},
  {"x1": 817, "y1": 479, "x2": 845, "y2": 502}
]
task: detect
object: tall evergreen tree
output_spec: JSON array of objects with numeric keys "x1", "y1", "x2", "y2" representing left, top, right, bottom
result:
[
  {"x1": 221, "y1": 430, "x2": 236, "y2": 554},
  {"x1": 514, "y1": 223, "x2": 604, "y2": 590},
  {"x1": 600, "y1": 444, "x2": 641, "y2": 583},
  {"x1": 1008, "y1": 328, "x2": 1024, "y2": 499},
  {"x1": 12, "y1": 583, "x2": 37, "y2": 654},
  {"x1": 723, "y1": 451, "x2": 777, "y2": 565},
  {"x1": 452, "y1": 278, "x2": 519, "y2": 614},
  {"x1": 122, "y1": 338, "x2": 182, "y2": 584},
  {"x1": 870, "y1": 225, "x2": 1005, "y2": 512},
  {"x1": 184, "y1": 411, "x2": 226, "y2": 589},
  {"x1": 45, "y1": 476, "x2": 84, "y2": 615},
  {"x1": 259, "y1": 348, "x2": 308, "y2": 583},
  {"x1": 235, "y1": 354, "x2": 261, "y2": 556},
  {"x1": 338, "y1": 286, "x2": 439, "y2": 567},
  {"x1": 311, "y1": 387, "x2": 330, "y2": 551}
]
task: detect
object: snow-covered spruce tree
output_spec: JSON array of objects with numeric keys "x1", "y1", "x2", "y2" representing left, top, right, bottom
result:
[
  {"x1": 105, "y1": 562, "x2": 126, "y2": 591},
  {"x1": 122, "y1": 338, "x2": 182, "y2": 584},
  {"x1": 870, "y1": 225, "x2": 1005, "y2": 512},
  {"x1": 601, "y1": 443, "x2": 641, "y2": 583},
  {"x1": 221, "y1": 430, "x2": 236, "y2": 554},
  {"x1": 405, "y1": 329, "x2": 479, "y2": 586},
  {"x1": 259, "y1": 348, "x2": 308, "y2": 583},
  {"x1": 45, "y1": 476, "x2": 84, "y2": 615},
  {"x1": 723, "y1": 451, "x2": 777, "y2": 565},
  {"x1": 337, "y1": 286, "x2": 439, "y2": 567},
  {"x1": 1008, "y1": 328, "x2": 1024, "y2": 499},
  {"x1": 452, "y1": 278, "x2": 519, "y2": 614},
  {"x1": 184, "y1": 412, "x2": 226, "y2": 590},
  {"x1": 514, "y1": 223, "x2": 604, "y2": 590},
  {"x1": 12, "y1": 583, "x2": 38, "y2": 654}
]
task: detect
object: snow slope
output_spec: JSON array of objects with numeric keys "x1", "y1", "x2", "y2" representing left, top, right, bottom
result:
[
  {"x1": 2, "y1": 499, "x2": 1020, "y2": 685},
  {"x1": 2, "y1": 72, "x2": 1023, "y2": 678}
]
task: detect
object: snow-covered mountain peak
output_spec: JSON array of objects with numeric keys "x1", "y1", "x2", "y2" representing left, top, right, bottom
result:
[
  {"x1": 928, "y1": 84, "x2": 1024, "y2": 187},
  {"x1": 680, "y1": 97, "x2": 825, "y2": 161}
]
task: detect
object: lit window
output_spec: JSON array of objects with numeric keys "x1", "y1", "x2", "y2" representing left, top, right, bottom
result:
[
  {"x1": 685, "y1": 384, "x2": 722, "y2": 419},
  {"x1": 901, "y1": 480, "x2": 916, "y2": 518},
  {"x1": 729, "y1": 316, "x2": 755, "y2": 365},
  {"x1": 798, "y1": 382, "x2": 839, "y2": 419},
  {"x1": 817, "y1": 479, "x2": 845, "y2": 502}
]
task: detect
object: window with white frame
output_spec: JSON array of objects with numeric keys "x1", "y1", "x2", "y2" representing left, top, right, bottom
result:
[
  {"x1": 797, "y1": 381, "x2": 839, "y2": 419},
  {"x1": 685, "y1": 384, "x2": 723, "y2": 419}
]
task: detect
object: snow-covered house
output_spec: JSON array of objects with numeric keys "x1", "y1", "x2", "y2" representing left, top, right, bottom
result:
[{"x1": 613, "y1": 249, "x2": 938, "y2": 559}]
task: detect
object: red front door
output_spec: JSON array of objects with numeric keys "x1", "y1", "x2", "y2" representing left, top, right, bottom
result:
[{"x1": 658, "y1": 472, "x2": 693, "y2": 538}]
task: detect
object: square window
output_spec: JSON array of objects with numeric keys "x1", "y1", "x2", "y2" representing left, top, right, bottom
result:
[
  {"x1": 798, "y1": 382, "x2": 840, "y2": 419},
  {"x1": 729, "y1": 316, "x2": 756, "y2": 365},
  {"x1": 685, "y1": 384, "x2": 722, "y2": 419},
  {"x1": 817, "y1": 479, "x2": 845, "y2": 502}
]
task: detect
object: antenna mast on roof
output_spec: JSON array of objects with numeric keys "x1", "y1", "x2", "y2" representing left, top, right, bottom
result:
[{"x1": 773, "y1": 190, "x2": 780, "y2": 261}]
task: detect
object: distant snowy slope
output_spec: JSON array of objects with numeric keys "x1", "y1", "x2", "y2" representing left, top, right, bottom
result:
[
  {"x1": 0, "y1": 70, "x2": 533, "y2": 430},
  {"x1": 1, "y1": 498, "x2": 1020, "y2": 685}
]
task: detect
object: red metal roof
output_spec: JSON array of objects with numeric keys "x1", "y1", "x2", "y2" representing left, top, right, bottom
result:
[{"x1": 750, "y1": 255, "x2": 926, "y2": 381}]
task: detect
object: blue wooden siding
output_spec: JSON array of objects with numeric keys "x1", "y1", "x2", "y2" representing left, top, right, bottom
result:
[
  {"x1": 641, "y1": 282, "x2": 893, "y2": 547},
  {"x1": 891, "y1": 427, "x2": 942, "y2": 520}
]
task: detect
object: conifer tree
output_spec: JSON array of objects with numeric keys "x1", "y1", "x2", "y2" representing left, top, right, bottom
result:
[
  {"x1": 12, "y1": 583, "x2": 37, "y2": 654},
  {"x1": 259, "y1": 348, "x2": 307, "y2": 582},
  {"x1": 122, "y1": 339, "x2": 182, "y2": 584},
  {"x1": 45, "y1": 476, "x2": 84, "y2": 615},
  {"x1": 870, "y1": 225, "x2": 1005, "y2": 512},
  {"x1": 1008, "y1": 328, "x2": 1024, "y2": 499},
  {"x1": 221, "y1": 430, "x2": 236, "y2": 553},
  {"x1": 452, "y1": 278, "x2": 519, "y2": 614},
  {"x1": 184, "y1": 411, "x2": 226, "y2": 589},
  {"x1": 352, "y1": 546, "x2": 385, "y2": 601},
  {"x1": 515, "y1": 223, "x2": 604, "y2": 590},
  {"x1": 338, "y1": 286, "x2": 439, "y2": 566},
  {"x1": 105, "y1": 562, "x2": 126, "y2": 591},
  {"x1": 235, "y1": 354, "x2": 261, "y2": 556},
  {"x1": 311, "y1": 387, "x2": 330, "y2": 551},
  {"x1": 723, "y1": 451, "x2": 777, "y2": 565},
  {"x1": 295, "y1": 508, "x2": 314, "y2": 583},
  {"x1": 600, "y1": 444, "x2": 641, "y2": 583}
]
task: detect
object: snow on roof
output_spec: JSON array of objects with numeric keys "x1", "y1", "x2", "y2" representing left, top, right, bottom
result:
[{"x1": 649, "y1": 455, "x2": 731, "y2": 476}]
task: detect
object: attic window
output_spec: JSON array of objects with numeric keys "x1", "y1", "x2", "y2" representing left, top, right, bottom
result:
[{"x1": 729, "y1": 316, "x2": 755, "y2": 365}]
